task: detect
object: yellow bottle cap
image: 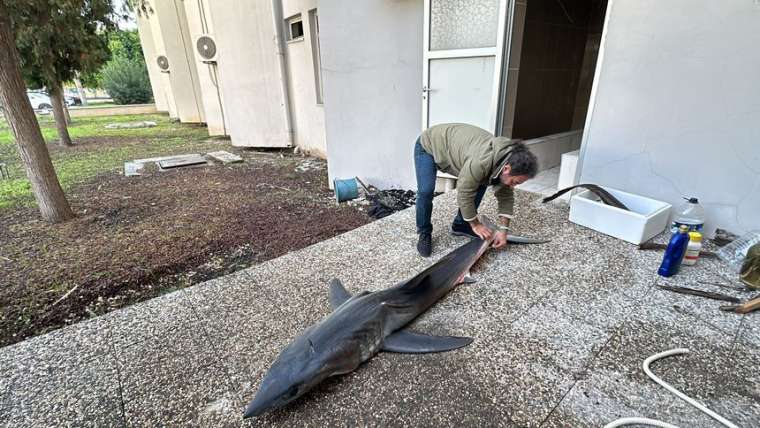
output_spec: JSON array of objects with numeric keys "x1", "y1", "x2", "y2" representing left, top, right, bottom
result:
[{"x1": 688, "y1": 231, "x2": 702, "y2": 242}]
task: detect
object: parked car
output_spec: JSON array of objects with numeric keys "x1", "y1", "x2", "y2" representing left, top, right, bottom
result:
[
  {"x1": 64, "y1": 95, "x2": 80, "y2": 106},
  {"x1": 64, "y1": 89, "x2": 82, "y2": 106},
  {"x1": 27, "y1": 91, "x2": 76, "y2": 111},
  {"x1": 27, "y1": 92, "x2": 53, "y2": 110}
]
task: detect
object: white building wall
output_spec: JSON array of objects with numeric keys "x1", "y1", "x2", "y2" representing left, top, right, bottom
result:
[
  {"x1": 136, "y1": 13, "x2": 168, "y2": 113},
  {"x1": 578, "y1": 0, "x2": 760, "y2": 235},
  {"x1": 206, "y1": 1, "x2": 291, "y2": 147},
  {"x1": 150, "y1": 0, "x2": 204, "y2": 123},
  {"x1": 145, "y1": 12, "x2": 178, "y2": 119},
  {"x1": 320, "y1": 0, "x2": 424, "y2": 189},
  {"x1": 282, "y1": 0, "x2": 327, "y2": 158},
  {"x1": 182, "y1": 0, "x2": 228, "y2": 136}
]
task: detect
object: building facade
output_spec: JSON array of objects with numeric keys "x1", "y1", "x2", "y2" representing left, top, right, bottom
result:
[{"x1": 137, "y1": 0, "x2": 760, "y2": 235}]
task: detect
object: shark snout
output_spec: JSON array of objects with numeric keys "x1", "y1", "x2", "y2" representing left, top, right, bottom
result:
[
  {"x1": 243, "y1": 376, "x2": 301, "y2": 418},
  {"x1": 243, "y1": 394, "x2": 270, "y2": 419}
]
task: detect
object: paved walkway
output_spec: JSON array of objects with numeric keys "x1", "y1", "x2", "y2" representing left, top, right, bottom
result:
[{"x1": 1, "y1": 190, "x2": 758, "y2": 427}]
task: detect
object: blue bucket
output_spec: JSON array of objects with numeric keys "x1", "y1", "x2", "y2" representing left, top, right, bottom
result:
[{"x1": 334, "y1": 177, "x2": 359, "y2": 203}]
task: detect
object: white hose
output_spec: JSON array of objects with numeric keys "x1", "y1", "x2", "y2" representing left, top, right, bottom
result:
[
  {"x1": 643, "y1": 348, "x2": 738, "y2": 428},
  {"x1": 603, "y1": 417, "x2": 679, "y2": 428}
]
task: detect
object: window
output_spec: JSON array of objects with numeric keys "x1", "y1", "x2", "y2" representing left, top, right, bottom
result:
[
  {"x1": 286, "y1": 15, "x2": 304, "y2": 41},
  {"x1": 309, "y1": 9, "x2": 324, "y2": 104}
]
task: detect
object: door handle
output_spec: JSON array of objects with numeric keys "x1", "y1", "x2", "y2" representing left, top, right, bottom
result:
[{"x1": 422, "y1": 86, "x2": 436, "y2": 93}]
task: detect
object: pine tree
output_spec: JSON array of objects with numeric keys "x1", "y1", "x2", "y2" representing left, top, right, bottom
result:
[
  {"x1": 0, "y1": 4, "x2": 73, "y2": 223},
  {"x1": 9, "y1": 0, "x2": 117, "y2": 146}
]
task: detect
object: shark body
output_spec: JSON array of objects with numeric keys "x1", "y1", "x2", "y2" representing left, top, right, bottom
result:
[{"x1": 244, "y1": 222, "x2": 547, "y2": 417}]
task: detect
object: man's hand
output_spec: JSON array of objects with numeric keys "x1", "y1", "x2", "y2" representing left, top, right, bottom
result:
[
  {"x1": 493, "y1": 230, "x2": 508, "y2": 248},
  {"x1": 470, "y1": 222, "x2": 493, "y2": 241}
]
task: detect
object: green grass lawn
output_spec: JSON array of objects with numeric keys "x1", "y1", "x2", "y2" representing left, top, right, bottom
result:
[{"x1": 0, "y1": 113, "x2": 217, "y2": 208}]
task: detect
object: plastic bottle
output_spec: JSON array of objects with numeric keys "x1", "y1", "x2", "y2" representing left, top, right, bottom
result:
[
  {"x1": 658, "y1": 225, "x2": 691, "y2": 277},
  {"x1": 682, "y1": 231, "x2": 702, "y2": 266},
  {"x1": 670, "y1": 197, "x2": 705, "y2": 233},
  {"x1": 717, "y1": 230, "x2": 760, "y2": 273}
]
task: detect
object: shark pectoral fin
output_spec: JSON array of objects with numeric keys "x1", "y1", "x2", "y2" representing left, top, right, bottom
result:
[
  {"x1": 381, "y1": 330, "x2": 474, "y2": 353},
  {"x1": 328, "y1": 278, "x2": 352, "y2": 310}
]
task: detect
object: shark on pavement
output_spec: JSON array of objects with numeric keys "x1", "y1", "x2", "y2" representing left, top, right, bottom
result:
[{"x1": 243, "y1": 218, "x2": 548, "y2": 417}]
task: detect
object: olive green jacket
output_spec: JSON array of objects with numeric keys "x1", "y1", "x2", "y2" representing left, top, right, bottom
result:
[{"x1": 420, "y1": 123, "x2": 517, "y2": 221}]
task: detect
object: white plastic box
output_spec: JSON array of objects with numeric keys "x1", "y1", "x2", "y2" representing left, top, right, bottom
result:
[
  {"x1": 557, "y1": 150, "x2": 580, "y2": 200},
  {"x1": 569, "y1": 187, "x2": 672, "y2": 245}
]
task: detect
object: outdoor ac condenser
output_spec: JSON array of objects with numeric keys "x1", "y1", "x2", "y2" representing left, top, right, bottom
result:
[
  {"x1": 156, "y1": 55, "x2": 170, "y2": 73},
  {"x1": 194, "y1": 34, "x2": 218, "y2": 64}
]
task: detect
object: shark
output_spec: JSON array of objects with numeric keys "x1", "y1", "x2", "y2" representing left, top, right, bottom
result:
[{"x1": 243, "y1": 221, "x2": 548, "y2": 418}]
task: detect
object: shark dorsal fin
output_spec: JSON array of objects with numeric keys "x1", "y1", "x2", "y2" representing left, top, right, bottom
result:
[{"x1": 328, "y1": 278, "x2": 352, "y2": 309}]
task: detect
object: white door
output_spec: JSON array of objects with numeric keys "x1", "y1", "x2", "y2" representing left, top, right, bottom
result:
[{"x1": 422, "y1": 0, "x2": 510, "y2": 133}]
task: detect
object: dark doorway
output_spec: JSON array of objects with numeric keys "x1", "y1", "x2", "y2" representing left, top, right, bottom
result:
[{"x1": 501, "y1": 0, "x2": 608, "y2": 140}]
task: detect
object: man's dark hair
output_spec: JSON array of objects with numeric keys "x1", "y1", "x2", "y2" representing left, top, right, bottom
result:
[{"x1": 506, "y1": 142, "x2": 538, "y2": 178}]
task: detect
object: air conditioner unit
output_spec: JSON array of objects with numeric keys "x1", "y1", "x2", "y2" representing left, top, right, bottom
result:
[
  {"x1": 156, "y1": 55, "x2": 170, "y2": 73},
  {"x1": 194, "y1": 34, "x2": 218, "y2": 63}
]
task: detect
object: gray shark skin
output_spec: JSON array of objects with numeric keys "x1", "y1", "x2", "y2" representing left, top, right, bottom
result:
[{"x1": 243, "y1": 232, "x2": 500, "y2": 418}]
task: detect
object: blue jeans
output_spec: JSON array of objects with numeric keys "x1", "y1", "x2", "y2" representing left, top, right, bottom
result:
[{"x1": 414, "y1": 139, "x2": 487, "y2": 235}]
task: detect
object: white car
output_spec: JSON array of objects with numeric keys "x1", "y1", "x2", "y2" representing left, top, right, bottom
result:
[
  {"x1": 27, "y1": 92, "x2": 75, "y2": 111},
  {"x1": 27, "y1": 92, "x2": 54, "y2": 111}
]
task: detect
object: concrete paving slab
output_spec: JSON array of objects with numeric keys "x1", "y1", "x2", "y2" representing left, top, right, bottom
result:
[
  {"x1": 644, "y1": 278, "x2": 746, "y2": 338},
  {"x1": 1, "y1": 189, "x2": 756, "y2": 426},
  {"x1": 485, "y1": 357, "x2": 575, "y2": 427},
  {"x1": 505, "y1": 298, "x2": 611, "y2": 375},
  {"x1": 206, "y1": 150, "x2": 243, "y2": 164},
  {"x1": 739, "y1": 315, "x2": 760, "y2": 348},
  {"x1": 545, "y1": 304, "x2": 754, "y2": 427},
  {"x1": 116, "y1": 320, "x2": 235, "y2": 426},
  {"x1": 158, "y1": 154, "x2": 208, "y2": 169},
  {"x1": 104, "y1": 289, "x2": 200, "y2": 351},
  {"x1": 0, "y1": 314, "x2": 113, "y2": 374},
  {"x1": 2, "y1": 353, "x2": 124, "y2": 427}
]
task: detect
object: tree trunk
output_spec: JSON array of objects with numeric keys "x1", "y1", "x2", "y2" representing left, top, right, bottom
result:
[
  {"x1": 73, "y1": 76, "x2": 88, "y2": 106},
  {"x1": 0, "y1": 8, "x2": 74, "y2": 223},
  {"x1": 49, "y1": 83, "x2": 73, "y2": 145},
  {"x1": 63, "y1": 97, "x2": 71, "y2": 124}
]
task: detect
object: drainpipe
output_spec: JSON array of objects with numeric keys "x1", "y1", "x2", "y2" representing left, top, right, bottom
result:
[{"x1": 271, "y1": 0, "x2": 295, "y2": 146}]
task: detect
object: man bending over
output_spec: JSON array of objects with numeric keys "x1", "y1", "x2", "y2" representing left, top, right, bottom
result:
[{"x1": 414, "y1": 123, "x2": 538, "y2": 257}]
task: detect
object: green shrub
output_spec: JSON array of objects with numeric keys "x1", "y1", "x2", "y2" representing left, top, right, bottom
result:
[{"x1": 100, "y1": 58, "x2": 153, "y2": 105}]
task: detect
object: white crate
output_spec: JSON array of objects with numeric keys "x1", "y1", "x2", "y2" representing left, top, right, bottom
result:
[{"x1": 569, "y1": 187, "x2": 672, "y2": 245}]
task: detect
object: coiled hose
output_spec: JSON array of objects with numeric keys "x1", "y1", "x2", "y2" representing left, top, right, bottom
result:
[{"x1": 604, "y1": 348, "x2": 738, "y2": 428}]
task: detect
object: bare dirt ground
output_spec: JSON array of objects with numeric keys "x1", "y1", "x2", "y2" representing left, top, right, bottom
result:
[{"x1": 0, "y1": 149, "x2": 371, "y2": 347}]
